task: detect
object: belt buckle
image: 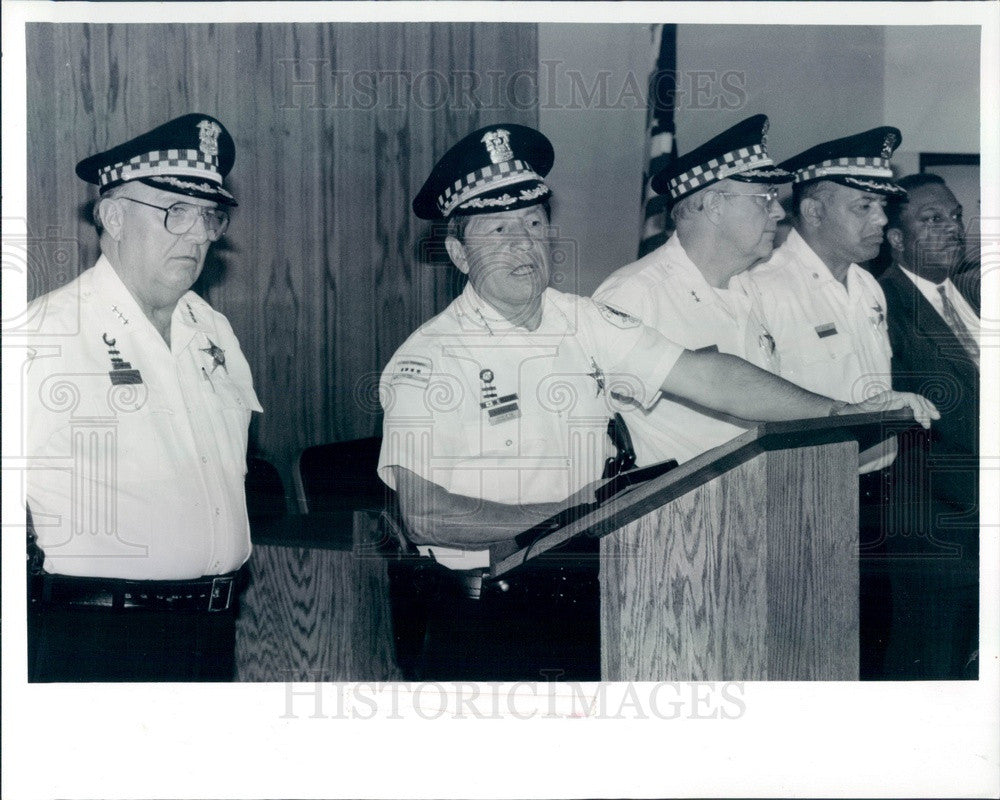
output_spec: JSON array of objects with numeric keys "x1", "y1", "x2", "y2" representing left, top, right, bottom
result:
[{"x1": 208, "y1": 575, "x2": 233, "y2": 612}]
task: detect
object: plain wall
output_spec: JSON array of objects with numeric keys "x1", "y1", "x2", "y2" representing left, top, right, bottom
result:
[
  {"x1": 883, "y1": 25, "x2": 980, "y2": 217},
  {"x1": 884, "y1": 26, "x2": 980, "y2": 158},
  {"x1": 539, "y1": 23, "x2": 981, "y2": 295},
  {"x1": 675, "y1": 25, "x2": 886, "y2": 167},
  {"x1": 539, "y1": 24, "x2": 652, "y2": 297}
]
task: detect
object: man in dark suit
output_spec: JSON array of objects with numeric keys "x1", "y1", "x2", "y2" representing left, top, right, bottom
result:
[{"x1": 880, "y1": 172, "x2": 979, "y2": 679}]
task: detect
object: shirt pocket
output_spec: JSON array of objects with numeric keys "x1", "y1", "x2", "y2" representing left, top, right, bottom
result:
[
  {"x1": 781, "y1": 325, "x2": 853, "y2": 384},
  {"x1": 205, "y1": 374, "x2": 253, "y2": 476}
]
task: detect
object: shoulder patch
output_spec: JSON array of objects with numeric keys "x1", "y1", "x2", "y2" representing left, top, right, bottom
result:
[
  {"x1": 390, "y1": 355, "x2": 433, "y2": 388},
  {"x1": 597, "y1": 302, "x2": 641, "y2": 329}
]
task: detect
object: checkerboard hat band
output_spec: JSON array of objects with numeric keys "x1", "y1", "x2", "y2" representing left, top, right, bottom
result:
[
  {"x1": 793, "y1": 156, "x2": 894, "y2": 183},
  {"x1": 97, "y1": 148, "x2": 222, "y2": 189},
  {"x1": 438, "y1": 159, "x2": 543, "y2": 216},
  {"x1": 666, "y1": 144, "x2": 772, "y2": 199}
]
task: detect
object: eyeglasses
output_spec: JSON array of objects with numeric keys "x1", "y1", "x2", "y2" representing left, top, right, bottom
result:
[
  {"x1": 119, "y1": 197, "x2": 230, "y2": 241},
  {"x1": 715, "y1": 188, "x2": 782, "y2": 206}
]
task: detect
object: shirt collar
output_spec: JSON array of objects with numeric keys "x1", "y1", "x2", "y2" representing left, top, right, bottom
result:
[
  {"x1": 783, "y1": 229, "x2": 839, "y2": 283},
  {"x1": 669, "y1": 234, "x2": 720, "y2": 291},
  {"x1": 899, "y1": 265, "x2": 949, "y2": 293},
  {"x1": 174, "y1": 295, "x2": 215, "y2": 334},
  {"x1": 91, "y1": 255, "x2": 151, "y2": 333},
  {"x1": 898, "y1": 266, "x2": 961, "y2": 316},
  {"x1": 91, "y1": 255, "x2": 211, "y2": 349},
  {"x1": 453, "y1": 281, "x2": 554, "y2": 335},
  {"x1": 665, "y1": 233, "x2": 746, "y2": 309}
]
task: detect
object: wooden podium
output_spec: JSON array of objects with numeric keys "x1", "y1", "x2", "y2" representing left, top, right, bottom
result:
[{"x1": 490, "y1": 411, "x2": 911, "y2": 682}]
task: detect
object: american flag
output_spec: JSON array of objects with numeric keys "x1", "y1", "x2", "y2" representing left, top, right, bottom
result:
[{"x1": 638, "y1": 24, "x2": 678, "y2": 259}]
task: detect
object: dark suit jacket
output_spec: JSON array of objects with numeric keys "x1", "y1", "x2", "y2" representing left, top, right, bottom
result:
[
  {"x1": 879, "y1": 266, "x2": 979, "y2": 554},
  {"x1": 951, "y1": 257, "x2": 981, "y2": 315}
]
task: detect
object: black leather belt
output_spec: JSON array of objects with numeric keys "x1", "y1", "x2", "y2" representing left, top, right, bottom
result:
[{"x1": 30, "y1": 570, "x2": 243, "y2": 613}]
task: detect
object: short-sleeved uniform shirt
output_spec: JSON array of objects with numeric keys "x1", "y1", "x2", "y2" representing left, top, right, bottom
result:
[
  {"x1": 735, "y1": 229, "x2": 892, "y2": 399},
  {"x1": 594, "y1": 233, "x2": 780, "y2": 466},
  {"x1": 734, "y1": 228, "x2": 894, "y2": 470},
  {"x1": 377, "y1": 283, "x2": 682, "y2": 561},
  {"x1": 25, "y1": 256, "x2": 263, "y2": 580}
]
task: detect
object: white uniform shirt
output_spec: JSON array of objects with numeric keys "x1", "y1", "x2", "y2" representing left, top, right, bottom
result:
[
  {"x1": 735, "y1": 229, "x2": 892, "y2": 400},
  {"x1": 594, "y1": 233, "x2": 780, "y2": 465},
  {"x1": 735, "y1": 228, "x2": 894, "y2": 471},
  {"x1": 377, "y1": 283, "x2": 682, "y2": 563},
  {"x1": 25, "y1": 256, "x2": 263, "y2": 580}
]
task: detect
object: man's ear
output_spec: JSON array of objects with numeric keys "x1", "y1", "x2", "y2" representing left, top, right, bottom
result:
[
  {"x1": 701, "y1": 189, "x2": 723, "y2": 223},
  {"x1": 445, "y1": 235, "x2": 470, "y2": 275},
  {"x1": 886, "y1": 227, "x2": 904, "y2": 252},
  {"x1": 799, "y1": 196, "x2": 824, "y2": 229},
  {"x1": 98, "y1": 197, "x2": 127, "y2": 241}
]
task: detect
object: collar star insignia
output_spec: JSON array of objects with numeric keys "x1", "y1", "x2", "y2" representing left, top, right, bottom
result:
[
  {"x1": 201, "y1": 339, "x2": 227, "y2": 372},
  {"x1": 588, "y1": 358, "x2": 606, "y2": 398},
  {"x1": 871, "y1": 303, "x2": 885, "y2": 325}
]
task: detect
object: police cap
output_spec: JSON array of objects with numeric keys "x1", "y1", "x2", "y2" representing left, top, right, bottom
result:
[
  {"x1": 413, "y1": 124, "x2": 553, "y2": 220},
  {"x1": 75, "y1": 113, "x2": 237, "y2": 206},
  {"x1": 651, "y1": 114, "x2": 792, "y2": 206},
  {"x1": 779, "y1": 126, "x2": 905, "y2": 197}
]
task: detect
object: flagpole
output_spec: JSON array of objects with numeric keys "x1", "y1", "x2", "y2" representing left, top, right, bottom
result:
[{"x1": 638, "y1": 23, "x2": 678, "y2": 259}]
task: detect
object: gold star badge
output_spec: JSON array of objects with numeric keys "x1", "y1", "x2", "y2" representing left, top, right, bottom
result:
[
  {"x1": 201, "y1": 339, "x2": 227, "y2": 372},
  {"x1": 588, "y1": 358, "x2": 606, "y2": 398}
]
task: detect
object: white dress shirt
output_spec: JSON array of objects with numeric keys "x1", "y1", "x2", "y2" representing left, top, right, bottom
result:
[{"x1": 900, "y1": 267, "x2": 980, "y2": 346}]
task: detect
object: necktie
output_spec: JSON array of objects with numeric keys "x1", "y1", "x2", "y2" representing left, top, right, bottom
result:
[{"x1": 937, "y1": 284, "x2": 979, "y2": 369}]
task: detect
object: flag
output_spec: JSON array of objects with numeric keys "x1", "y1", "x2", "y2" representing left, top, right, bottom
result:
[{"x1": 638, "y1": 23, "x2": 678, "y2": 259}]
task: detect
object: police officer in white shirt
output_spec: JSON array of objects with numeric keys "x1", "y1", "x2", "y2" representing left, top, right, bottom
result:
[
  {"x1": 734, "y1": 127, "x2": 906, "y2": 473},
  {"x1": 734, "y1": 126, "x2": 908, "y2": 677},
  {"x1": 595, "y1": 115, "x2": 792, "y2": 466},
  {"x1": 26, "y1": 114, "x2": 262, "y2": 681},
  {"x1": 378, "y1": 123, "x2": 938, "y2": 680}
]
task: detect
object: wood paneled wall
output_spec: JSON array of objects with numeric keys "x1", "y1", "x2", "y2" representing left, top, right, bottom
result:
[{"x1": 26, "y1": 23, "x2": 539, "y2": 486}]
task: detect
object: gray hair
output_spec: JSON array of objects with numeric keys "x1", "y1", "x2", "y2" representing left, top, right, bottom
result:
[
  {"x1": 670, "y1": 191, "x2": 706, "y2": 224},
  {"x1": 91, "y1": 184, "x2": 134, "y2": 231}
]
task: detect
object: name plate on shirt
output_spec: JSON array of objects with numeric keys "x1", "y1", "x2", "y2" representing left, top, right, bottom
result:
[
  {"x1": 815, "y1": 323, "x2": 838, "y2": 339},
  {"x1": 110, "y1": 368, "x2": 143, "y2": 385},
  {"x1": 481, "y1": 393, "x2": 521, "y2": 425}
]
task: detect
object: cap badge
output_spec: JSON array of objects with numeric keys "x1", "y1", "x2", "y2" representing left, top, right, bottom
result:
[
  {"x1": 881, "y1": 132, "x2": 897, "y2": 159},
  {"x1": 197, "y1": 119, "x2": 222, "y2": 157},
  {"x1": 482, "y1": 129, "x2": 514, "y2": 164}
]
